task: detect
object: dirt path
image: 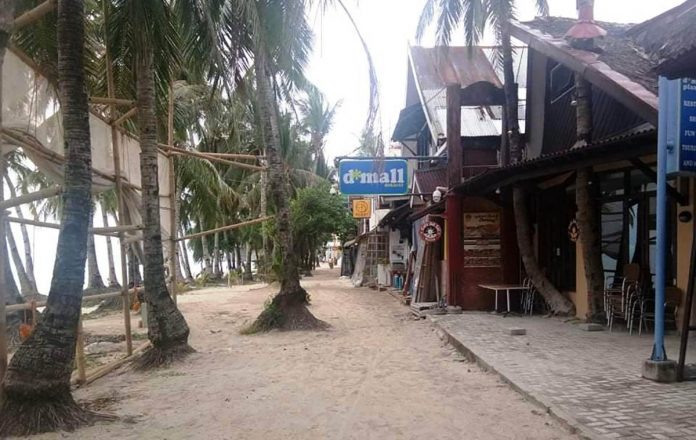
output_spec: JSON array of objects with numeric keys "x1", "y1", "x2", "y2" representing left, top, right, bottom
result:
[{"x1": 33, "y1": 268, "x2": 577, "y2": 440}]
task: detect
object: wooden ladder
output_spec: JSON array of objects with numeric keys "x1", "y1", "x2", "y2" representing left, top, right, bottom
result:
[{"x1": 415, "y1": 243, "x2": 433, "y2": 303}]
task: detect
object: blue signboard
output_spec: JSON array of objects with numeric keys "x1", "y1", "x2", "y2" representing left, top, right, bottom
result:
[
  {"x1": 338, "y1": 159, "x2": 409, "y2": 195},
  {"x1": 666, "y1": 77, "x2": 696, "y2": 175},
  {"x1": 679, "y1": 78, "x2": 696, "y2": 173}
]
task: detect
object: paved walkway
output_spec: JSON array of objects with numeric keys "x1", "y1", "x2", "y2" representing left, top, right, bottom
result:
[{"x1": 433, "y1": 313, "x2": 696, "y2": 440}]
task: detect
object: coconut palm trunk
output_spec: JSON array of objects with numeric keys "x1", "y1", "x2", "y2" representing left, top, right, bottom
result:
[
  {"x1": 247, "y1": 49, "x2": 325, "y2": 332},
  {"x1": 178, "y1": 227, "x2": 194, "y2": 283},
  {"x1": 5, "y1": 221, "x2": 36, "y2": 296},
  {"x1": 134, "y1": 46, "x2": 192, "y2": 368},
  {"x1": 86, "y1": 206, "x2": 106, "y2": 289},
  {"x1": 212, "y1": 230, "x2": 222, "y2": 279},
  {"x1": 101, "y1": 206, "x2": 121, "y2": 287},
  {"x1": 4, "y1": 175, "x2": 38, "y2": 292},
  {"x1": 0, "y1": 0, "x2": 108, "y2": 434},
  {"x1": 574, "y1": 75, "x2": 604, "y2": 319},
  {"x1": 499, "y1": 23, "x2": 574, "y2": 315}
]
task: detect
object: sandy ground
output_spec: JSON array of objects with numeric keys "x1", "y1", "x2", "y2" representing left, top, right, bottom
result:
[{"x1": 30, "y1": 268, "x2": 578, "y2": 440}]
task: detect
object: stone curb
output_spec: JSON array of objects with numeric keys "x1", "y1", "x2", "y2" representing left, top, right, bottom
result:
[{"x1": 431, "y1": 317, "x2": 603, "y2": 440}]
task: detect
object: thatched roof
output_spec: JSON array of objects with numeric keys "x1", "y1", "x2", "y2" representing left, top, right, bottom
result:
[
  {"x1": 521, "y1": 17, "x2": 658, "y2": 95},
  {"x1": 627, "y1": 0, "x2": 696, "y2": 77}
]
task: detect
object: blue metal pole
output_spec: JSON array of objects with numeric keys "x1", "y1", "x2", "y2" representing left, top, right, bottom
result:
[{"x1": 653, "y1": 76, "x2": 671, "y2": 361}]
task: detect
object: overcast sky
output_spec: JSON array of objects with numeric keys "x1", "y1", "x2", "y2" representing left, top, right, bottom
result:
[{"x1": 307, "y1": 0, "x2": 685, "y2": 163}]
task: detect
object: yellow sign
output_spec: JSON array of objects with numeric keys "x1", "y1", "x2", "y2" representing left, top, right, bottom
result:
[{"x1": 352, "y1": 199, "x2": 371, "y2": 219}]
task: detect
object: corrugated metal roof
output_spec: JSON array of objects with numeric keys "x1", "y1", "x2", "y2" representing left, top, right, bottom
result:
[
  {"x1": 453, "y1": 127, "x2": 656, "y2": 195},
  {"x1": 409, "y1": 46, "x2": 517, "y2": 140},
  {"x1": 413, "y1": 167, "x2": 447, "y2": 196}
]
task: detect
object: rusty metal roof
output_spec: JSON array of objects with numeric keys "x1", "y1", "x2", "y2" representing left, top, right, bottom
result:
[
  {"x1": 413, "y1": 167, "x2": 447, "y2": 196},
  {"x1": 408, "y1": 46, "x2": 511, "y2": 139},
  {"x1": 409, "y1": 46, "x2": 503, "y2": 90}
]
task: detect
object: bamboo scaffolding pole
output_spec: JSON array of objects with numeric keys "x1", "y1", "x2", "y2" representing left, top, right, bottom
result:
[
  {"x1": 13, "y1": 0, "x2": 56, "y2": 30},
  {"x1": 158, "y1": 144, "x2": 263, "y2": 161},
  {"x1": 92, "y1": 224, "x2": 143, "y2": 234},
  {"x1": 177, "y1": 216, "x2": 272, "y2": 242},
  {"x1": 113, "y1": 107, "x2": 137, "y2": 126},
  {"x1": 89, "y1": 97, "x2": 135, "y2": 106},
  {"x1": 124, "y1": 234, "x2": 144, "y2": 244},
  {"x1": 104, "y1": 41, "x2": 133, "y2": 357},
  {"x1": 167, "y1": 151, "x2": 265, "y2": 171},
  {"x1": 5, "y1": 289, "x2": 128, "y2": 313},
  {"x1": 72, "y1": 341, "x2": 150, "y2": 387},
  {"x1": 0, "y1": 185, "x2": 61, "y2": 210},
  {"x1": 167, "y1": 83, "x2": 178, "y2": 305},
  {"x1": 6, "y1": 217, "x2": 124, "y2": 237},
  {"x1": 160, "y1": 145, "x2": 266, "y2": 171},
  {"x1": 0, "y1": 129, "x2": 129, "y2": 187},
  {"x1": 194, "y1": 151, "x2": 264, "y2": 160}
]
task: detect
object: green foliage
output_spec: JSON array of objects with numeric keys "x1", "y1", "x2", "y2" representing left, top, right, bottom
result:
[{"x1": 290, "y1": 183, "x2": 356, "y2": 245}]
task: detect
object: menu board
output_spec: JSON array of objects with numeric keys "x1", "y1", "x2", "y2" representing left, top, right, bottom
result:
[{"x1": 463, "y1": 212, "x2": 501, "y2": 267}]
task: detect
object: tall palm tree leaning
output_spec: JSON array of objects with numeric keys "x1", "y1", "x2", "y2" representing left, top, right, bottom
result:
[
  {"x1": 0, "y1": 0, "x2": 112, "y2": 435},
  {"x1": 109, "y1": 0, "x2": 193, "y2": 367},
  {"x1": 245, "y1": 0, "x2": 327, "y2": 332},
  {"x1": 418, "y1": 0, "x2": 574, "y2": 315}
]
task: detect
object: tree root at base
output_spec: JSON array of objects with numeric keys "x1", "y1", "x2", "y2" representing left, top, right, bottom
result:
[
  {"x1": 0, "y1": 393, "x2": 115, "y2": 437},
  {"x1": 244, "y1": 303, "x2": 329, "y2": 334},
  {"x1": 132, "y1": 343, "x2": 195, "y2": 371}
]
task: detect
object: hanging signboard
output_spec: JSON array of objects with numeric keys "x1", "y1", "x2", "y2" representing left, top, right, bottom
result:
[
  {"x1": 338, "y1": 159, "x2": 409, "y2": 195},
  {"x1": 352, "y1": 199, "x2": 372, "y2": 219},
  {"x1": 665, "y1": 77, "x2": 696, "y2": 175},
  {"x1": 463, "y1": 212, "x2": 501, "y2": 268},
  {"x1": 419, "y1": 221, "x2": 442, "y2": 243}
]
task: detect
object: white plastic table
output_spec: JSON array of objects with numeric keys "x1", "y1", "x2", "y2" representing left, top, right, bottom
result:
[{"x1": 479, "y1": 284, "x2": 528, "y2": 313}]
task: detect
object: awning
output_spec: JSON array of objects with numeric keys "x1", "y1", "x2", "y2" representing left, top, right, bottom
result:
[
  {"x1": 453, "y1": 128, "x2": 657, "y2": 195},
  {"x1": 409, "y1": 200, "x2": 445, "y2": 222},
  {"x1": 392, "y1": 104, "x2": 427, "y2": 141},
  {"x1": 378, "y1": 203, "x2": 412, "y2": 228}
]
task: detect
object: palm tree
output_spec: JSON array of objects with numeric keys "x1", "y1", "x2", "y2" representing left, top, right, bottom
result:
[
  {"x1": 418, "y1": 0, "x2": 574, "y2": 315},
  {"x1": 299, "y1": 85, "x2": 340, "y2": 174},
  {"x1": 243, "y1": 0, "x2": 327, "y2": 331},
  {"x1": 0, "y1": 0, "x2": 106, "y2": 435},
  {"x1": 571, "y1": 30, "x2": 603, "y2": 319},
  {"x1": 86, "y1": 203, "x2": 106, "y2": 289},
  {"x1": 98, "y1": 190, "x2": 121, "y2": 287},
  {"x1": 4, "y1": 168, "x2": 39, "y2": 294},
  {"x1": 108, "y1": 0, "x2": 194, "y2": 367}
]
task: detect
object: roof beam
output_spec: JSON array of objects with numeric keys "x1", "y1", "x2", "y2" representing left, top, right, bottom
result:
[
  {"x1": 630, "y1": 158, "x2": 688, "y2": 205},
  {"x1": 13, "y1": 0, "x2": 56, "y2": 30}
]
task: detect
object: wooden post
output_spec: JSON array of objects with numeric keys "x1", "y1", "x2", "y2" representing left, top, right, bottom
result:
[
  {"x1": 106, "y1": 48, "x2": 133, "y2": 356},
  {"x1": 0, "y1": 154, "x2": 7, "y2": 379},
  {"x1": 75, "y1": 318, "x2": 87, "y2": 384},
  {"x1": 167, "y1": 82, "x2": 177, "y2": 305},
  {"x1": 30, "y1": 300, "x2": 37, "y2": 326},
  {"x1": 446, "y1": 83, "x2": 463, "y2": 307}
]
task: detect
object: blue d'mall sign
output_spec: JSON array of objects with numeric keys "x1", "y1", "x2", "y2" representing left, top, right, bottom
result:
[
  {"x1": 338, "y1": 159, "x2": 409, "y2": 195},
  {"x1": 665, "y1": 77, "x2": 696, "y2": 175}
]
